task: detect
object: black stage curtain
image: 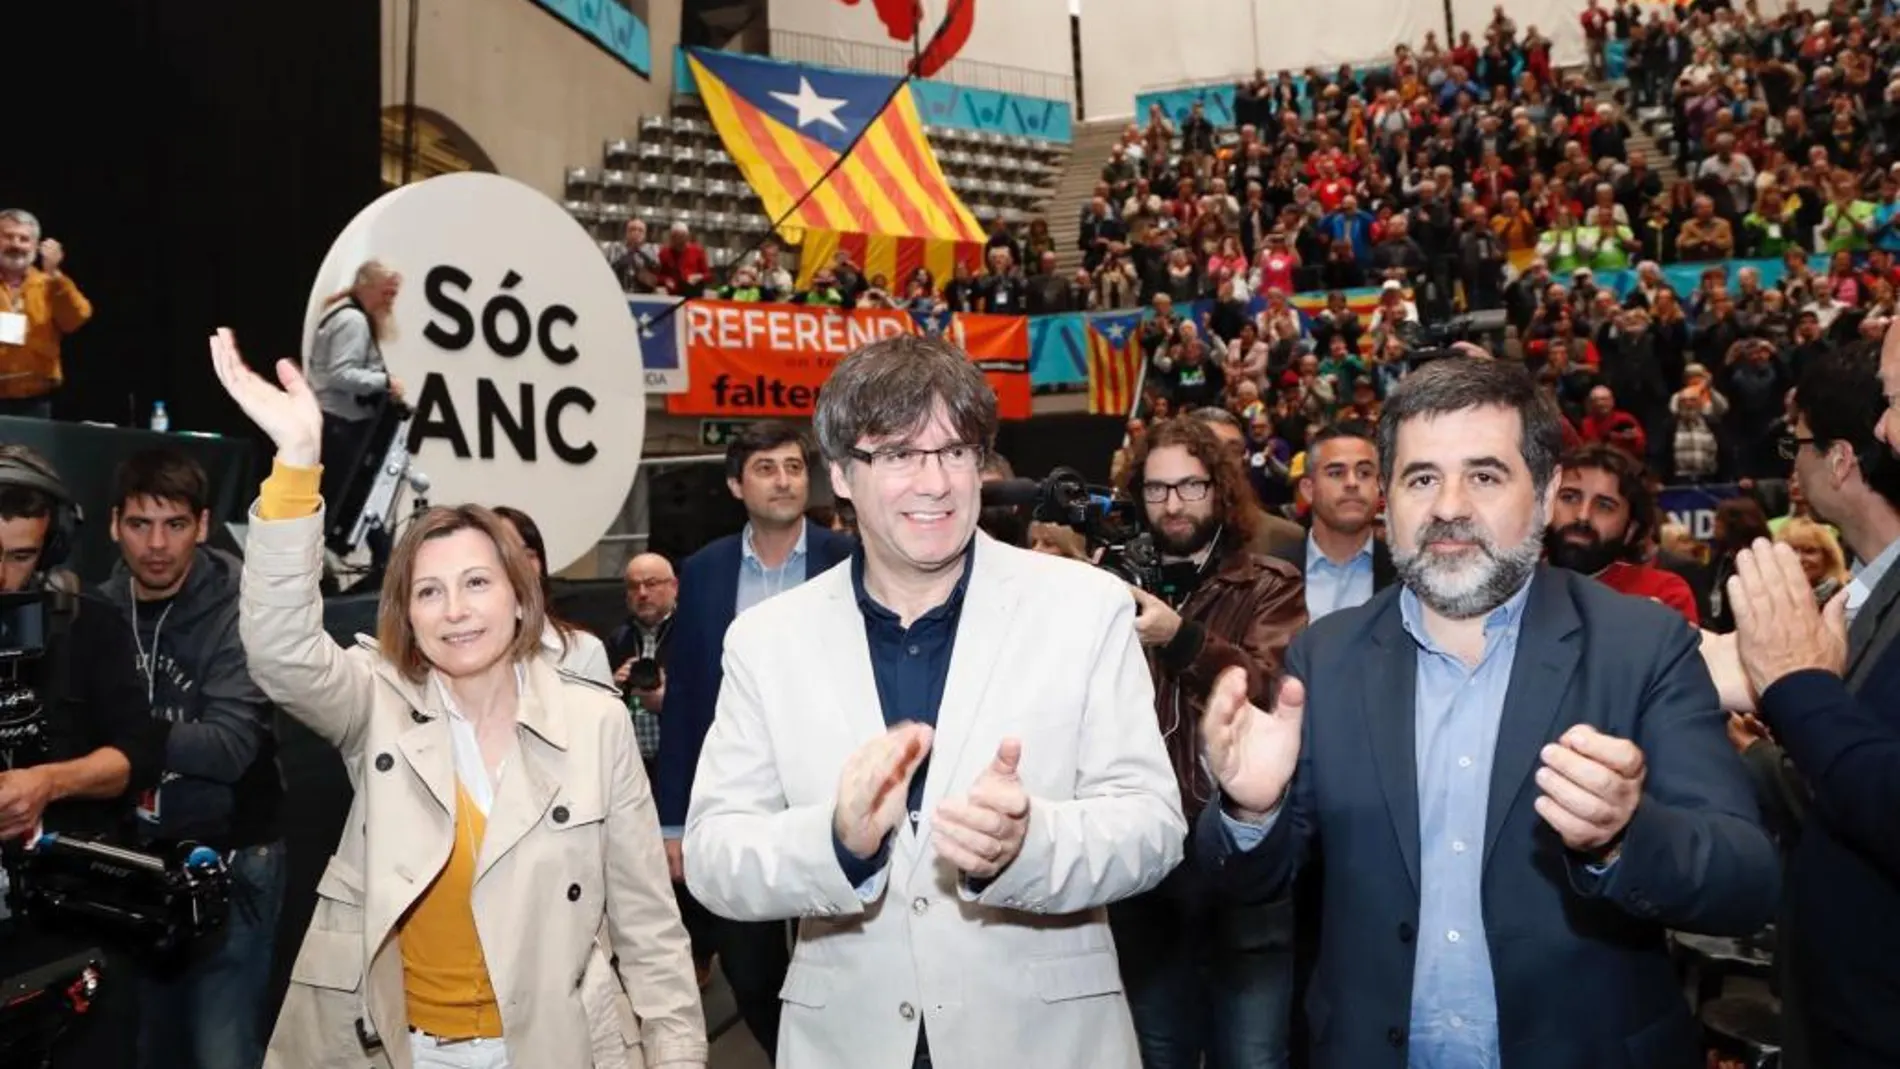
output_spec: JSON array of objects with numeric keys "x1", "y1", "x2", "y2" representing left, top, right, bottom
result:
[
  {"x1": 11, "y1": 0, "x2": 382, "y2": 437},
  {"x1": 14, "y1": 0, "x2": 381, "y2": 1032},
  {"x1": 996, "y1": 412, "x2": 1128, "y2": 487}
]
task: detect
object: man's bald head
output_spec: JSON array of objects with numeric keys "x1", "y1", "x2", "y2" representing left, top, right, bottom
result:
[{"x1": 624, "y1": 552, "x2": 678, "y2": 626}]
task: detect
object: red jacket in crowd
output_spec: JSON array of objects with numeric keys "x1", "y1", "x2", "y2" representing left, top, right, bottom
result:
[{"x1": 658, "y1": 241, "x2": 709, "y2": 295}]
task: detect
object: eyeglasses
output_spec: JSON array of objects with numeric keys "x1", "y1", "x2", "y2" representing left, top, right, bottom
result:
[
  {"x1": 1141, "y1": 477, "x2": 1214, "y2": 504},
  {"x1": 1776, "y1": 434, "x2": 1818, "y2": 460},
  {"x1": 846, "y1": 443, "x2": 985, "y2": 477}
]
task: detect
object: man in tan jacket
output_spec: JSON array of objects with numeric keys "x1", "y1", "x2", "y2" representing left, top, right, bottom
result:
[{"x1": 0, "y1": 209, "x2": 92, "y2": 419}]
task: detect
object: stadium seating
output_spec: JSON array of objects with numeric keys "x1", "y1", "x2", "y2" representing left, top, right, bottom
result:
[{"x1": 566, "y1": 96, "x2": 1066, "y2": 276}]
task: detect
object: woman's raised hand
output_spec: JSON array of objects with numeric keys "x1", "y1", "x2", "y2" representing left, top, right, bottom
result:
[{"x1": 208, "y1": 328, "x2": 323, "y2": 467}]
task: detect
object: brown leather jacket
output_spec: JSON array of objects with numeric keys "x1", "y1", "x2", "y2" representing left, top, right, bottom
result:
[{"x1": 1149, "y1": 544, "x2": 1307, "y2": 823}]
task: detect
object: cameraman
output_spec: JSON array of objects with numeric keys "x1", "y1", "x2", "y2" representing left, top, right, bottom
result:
[
  {"x1": 0, "y1": 445, "x2": 163, "y2": 1069},
  {"x1": 0, "y1": 446, "x2": 163, "y2": 843},
  {"x1": 1108, "y1": 416, "x2": 1307, "y2": 1068},
  {"x1": 96, "y1": 447, "x2": 283, "y2": 1069}
]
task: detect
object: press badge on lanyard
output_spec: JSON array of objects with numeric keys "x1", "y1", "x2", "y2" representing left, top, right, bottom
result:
[{"x1": 0, "y1": 311, "x2": 26, "y2": 346}]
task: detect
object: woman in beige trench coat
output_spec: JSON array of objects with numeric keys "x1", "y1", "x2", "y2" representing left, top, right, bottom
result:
[{"x1": 210, "y1": 329, "x2": 705, "y2": 1069}]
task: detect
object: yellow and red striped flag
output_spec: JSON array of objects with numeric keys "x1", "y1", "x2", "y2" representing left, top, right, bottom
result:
[
  {"x1": 686, "y1": 48, "x2": 984, "y2": 247},
  {"x1": 1086, "y1": 312, "x2": 1144, "y2": 416},
  {"x1": 796, "y1": 229, "x2": 982, "y2": 290}
]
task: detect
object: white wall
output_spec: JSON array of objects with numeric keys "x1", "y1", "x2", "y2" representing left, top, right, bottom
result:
[
  {"x1": 1258, "y1": 0, "x2": 1443, "y2": 78},
  {"x1": 770, "y1": 0, "x2": 1074, "y2": 91},
  {"x1": 1080, "y1": 0, "x2": 1436, "y2": 121},
  {"x1": 383, "y1": 0, "x2": 682, "y2": 198},
  {"x1": 1079, "y1": 0, "x2": 1254, "y2": 122}
]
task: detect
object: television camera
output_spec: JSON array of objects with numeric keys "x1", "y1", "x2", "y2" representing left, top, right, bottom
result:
[
  {"x1": 0, "y1": 592, "x2": 231, "y2": 961},
  {"x1": 981, "y1": 468, "x2": 1161, "y2": 593}
]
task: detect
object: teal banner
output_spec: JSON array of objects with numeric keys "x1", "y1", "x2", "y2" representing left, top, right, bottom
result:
[
  {"x1": 676, "y1": 48, "x2": 1072, "y2": 143},
  {"x1": 1029, "y1": 314, "x2": 1089, "y2": 387},
  {"x1": 531, "y1": 0, "x2": 650, "y2": 76}
]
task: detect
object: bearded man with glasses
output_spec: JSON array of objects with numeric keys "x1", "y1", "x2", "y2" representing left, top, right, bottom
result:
[
  {"x1": 1107, "y1": 414, "x2": 1308, "y2": 1069},
  {"x1": 684, "y1": 334, "x2": 1184, "y2": 1069}
]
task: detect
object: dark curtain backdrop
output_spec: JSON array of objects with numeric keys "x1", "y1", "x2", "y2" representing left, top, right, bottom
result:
[
  {"x1": 12, "y1": 0, "x2": 382, "y2": 434},
  {"x1": 14, "y1": 0, "x2": 381, "y2": 1027}
]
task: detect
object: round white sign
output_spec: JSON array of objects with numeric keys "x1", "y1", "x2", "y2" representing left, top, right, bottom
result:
[{"x1": 303, "y1": 172, "x2": 645, "y2": 572}]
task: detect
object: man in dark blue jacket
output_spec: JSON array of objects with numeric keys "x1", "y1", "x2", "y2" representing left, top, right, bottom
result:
[
  {"x1": 656, "y1": 421, "x2": 852, "y2": 1061},
  {"x1": 1197, "y1": 358, "x2": 1777, "y2": 1069},
  {"x1": 1725, "y1": 332, "x2": 1900, "y2": 1069}
]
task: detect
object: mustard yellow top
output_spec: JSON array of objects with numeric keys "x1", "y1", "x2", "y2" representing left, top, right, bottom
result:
[
  {"x1": 257, "y1": 460, "x2": 323, "y2": 520},
  {"x1": 400, "y1": 781, "x2": 504, "y2": 1039}
]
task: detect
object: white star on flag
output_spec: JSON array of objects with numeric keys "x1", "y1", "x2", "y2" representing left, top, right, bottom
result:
[
  {"x1": 770, "y1": 77, "x2": 849, "y2": 133},
  {"x1": 1103, "y1": 323, "x2": 1127, "y2": 342}
]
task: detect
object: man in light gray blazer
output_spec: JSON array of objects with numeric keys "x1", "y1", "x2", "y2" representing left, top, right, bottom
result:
[{"x1": 685, "y1": 335, "x2": 1185, "y2": 1069}]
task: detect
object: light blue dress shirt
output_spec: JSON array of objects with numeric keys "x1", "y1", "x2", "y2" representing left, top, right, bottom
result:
[
  {"x1": 1846, "y1": 536, "x2": 1900, "y2": 628},
  {"x1": 736, "y1": 521, "x2": 809, "y2": 615},
  {"x1": 1304, "y1": 532, "x2": 1377, "y2": 621},
  {"x1": 1399, "y1": 580, "x2": 1531, "y2": 1069},
  {"x1": 1223, "y1": 578, "x2": 1535, "y2": 1068}
]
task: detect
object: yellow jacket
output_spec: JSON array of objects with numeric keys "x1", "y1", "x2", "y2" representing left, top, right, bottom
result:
[{"x1": 0, "y1": 268, "x2": 92, "y2": 399}]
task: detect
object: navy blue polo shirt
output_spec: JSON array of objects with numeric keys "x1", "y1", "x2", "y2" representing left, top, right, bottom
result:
[{"x1": 832, "y1": 542, "x2": 974, "y2": 885}]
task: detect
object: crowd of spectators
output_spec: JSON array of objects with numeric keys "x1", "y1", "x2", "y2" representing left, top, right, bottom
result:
[
  {"x1": 609, "y1": 0, "x2": 1900, "y2": 536},
  {"x1": 1111, "y1": 0, "x2": 1900, "y2": 531}
]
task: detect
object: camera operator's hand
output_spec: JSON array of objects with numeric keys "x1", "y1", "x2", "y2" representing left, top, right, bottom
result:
[
  {"x1": 208, "y1": 327, "x2": 323, "y2": 467},
  {"x1": 615, "y1": 658, "x2": 634, "y2": 686},
  {"x1": 1128, "y1": 586, "x2": 1183, "y2": 646},
  {"x1": 0, "y1": 767, "x2": 55, "y2": 842},
  {"x1": 834, "y1": 722, "x2": 934, "y2": 860},
  {"x1": 631, "y1": 671, "x2": 666, "y2": 712},
  {"x1": 1203, "y1": 666, "x2": 1304, "y2": 823}
]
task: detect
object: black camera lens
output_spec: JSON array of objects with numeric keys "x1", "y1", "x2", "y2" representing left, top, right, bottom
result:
[{"x1": 626, "y1": 658, "x2": 662, "y2": 692}]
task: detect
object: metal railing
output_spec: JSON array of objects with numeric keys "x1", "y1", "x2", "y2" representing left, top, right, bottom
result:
[{"x1": 768, "y1": 28, "x2": 1074, "y2": 103}]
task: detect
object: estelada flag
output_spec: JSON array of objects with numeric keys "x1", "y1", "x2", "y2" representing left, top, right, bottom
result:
[
  {"x1": 685, "y1": 48, "x2": 984, "y2": 246},
  {"x1": 796, "y1": 228, "x2": 982, "y2": 291},
  {"x1": 1085, "y1": 312, "x2": 1144, "y2": 416}
]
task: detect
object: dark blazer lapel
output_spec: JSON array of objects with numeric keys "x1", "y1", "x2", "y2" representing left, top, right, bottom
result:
[
  {"x1": 1364, "y1": 600, "x2": 1423, "y2": 894},
  {"x1": 1846, "y1": 557, "x2": 1900, "y2": 686},
  {"x1": 704, "y1": 536, "x2": 744, "y2": 635},
  {"x1": 1483, "y1": 571, "x2": 1582, "y2": 875}
]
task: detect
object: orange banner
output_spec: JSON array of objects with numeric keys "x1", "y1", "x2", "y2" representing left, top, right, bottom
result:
[
  {"x1": 945, "y1": 313, "x2": 1030, "y2": 421},
  {"x1": 667, "y1": 301, "x2": 1030, "y2": 420}
]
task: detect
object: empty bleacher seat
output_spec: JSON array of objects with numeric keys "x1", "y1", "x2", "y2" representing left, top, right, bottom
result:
[
  {"x1": 640, "y1": 115, "x2": 668, "y2": 138},
  {"x1": 565, "y1": 167, "x2": 599, "y2": 190},
  {"x1": 638, "y1": 142, "x2": 667, "y2": 163},
  {"x1": 565, "y1": 201, "x2": 600, "y2": 223},
  {"x1": 673, "y1": 145, "x2": 701, "y2": 167},
  {"x1": 601, "y1": 169, "x2": 633, "y2": 192},
  {"x1": 637, "y1": 172, "x2": 667, "y2": 193},
  {"x1": 705, "y1": 149, "x2": 733, "y2": 168},
  {"x1": 603, "y1": 139, "x2": 634, "y2": 167}
]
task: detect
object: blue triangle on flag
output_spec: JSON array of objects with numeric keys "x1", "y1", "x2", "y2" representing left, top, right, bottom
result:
[{"x1": 689, "y1": 48, "x2": 902, "y2": 154}]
